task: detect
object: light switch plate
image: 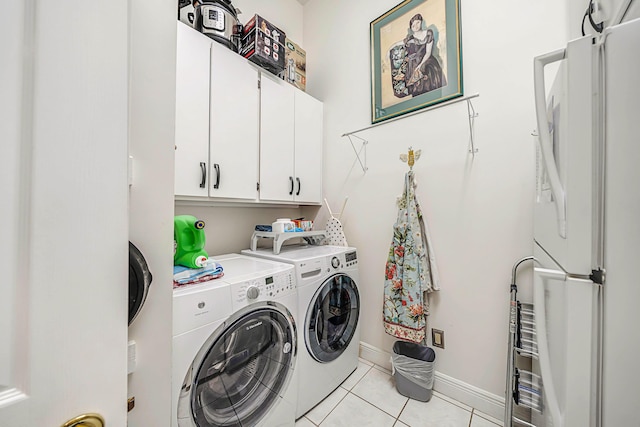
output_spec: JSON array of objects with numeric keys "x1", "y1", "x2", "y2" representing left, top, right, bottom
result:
[{"x1": 432, "y1": 329, "x2": 445, "y2": 349}]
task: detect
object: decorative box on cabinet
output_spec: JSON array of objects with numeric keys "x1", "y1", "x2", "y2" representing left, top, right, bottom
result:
[
  {"x1": 258, "y1": 72, "x2": 323, "y2": 204},
  {"x1": 174, "y1": 22, "x2": 259, "y2": 201}
]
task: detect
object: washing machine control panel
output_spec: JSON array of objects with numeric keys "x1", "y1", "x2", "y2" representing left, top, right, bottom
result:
[
  {"x1": 345, "y1": 250, "x2": 358, "y2": 267},
  {"x1": 324, "y1": 251, "x2": 358, "y2": 272},
  {"x1": 232, "y1": 271, "x2": 295, "y2": 305}
]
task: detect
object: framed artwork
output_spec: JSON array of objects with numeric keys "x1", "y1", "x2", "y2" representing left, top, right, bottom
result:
[{"x1": 370, "y1": 0, "x2": 463, "y2": 124}]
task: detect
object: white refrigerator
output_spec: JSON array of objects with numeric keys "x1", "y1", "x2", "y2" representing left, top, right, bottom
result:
[{"x1": 531, "y1": 17, "x2": 640, "y2": 427}]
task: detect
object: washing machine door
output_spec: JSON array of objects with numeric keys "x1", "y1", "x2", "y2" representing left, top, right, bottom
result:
[
  {"x1": 178, "y1": 301, "x2": 296, "y2": 427},
  {"x1": 305, "y1": 273, "x2": 360, "y2": 363}
]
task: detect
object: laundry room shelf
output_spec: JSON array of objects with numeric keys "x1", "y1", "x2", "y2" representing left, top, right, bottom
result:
[
  {"x1": 250, "y1": 230, "x2": 327, "y2": 254},
  {"x1": 342, "y1": 93, "x2": 480, "y2": 173}
]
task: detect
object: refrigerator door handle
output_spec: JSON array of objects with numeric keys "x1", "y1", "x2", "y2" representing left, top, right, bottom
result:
[
  {"x1": 534, "y1": 49, "x2": 568, "y2": 239},
  {"x1": 533, "y1": 267, "x2": 565, "y2": 427}
]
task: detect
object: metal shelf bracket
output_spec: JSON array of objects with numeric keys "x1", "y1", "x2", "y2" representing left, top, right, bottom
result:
[
  {"x1": 467, "y1": 96, "x2": 479, "y2": 156},
  {"x1": 342, "y1": 93, "x2": 480, "y2": 171},
  {"x1": 346, "y1": 134, "x2": 368, "y2": 173}
]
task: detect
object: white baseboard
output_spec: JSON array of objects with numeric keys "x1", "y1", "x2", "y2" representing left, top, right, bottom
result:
[
  {"x1": 359, "y1": 341, "x2": 393, "y2": 370},
  {"x1": 358, "y1": 341, "x2": 506, "y2": 422}
]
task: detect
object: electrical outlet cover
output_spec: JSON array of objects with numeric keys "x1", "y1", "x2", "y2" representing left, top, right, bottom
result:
[{"x1": 432, "y1": 329, "x2": 445, "y2": 349}]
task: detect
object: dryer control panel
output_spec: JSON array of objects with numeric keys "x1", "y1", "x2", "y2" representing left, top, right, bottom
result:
[{"x1": 232, "y1": 270, "x2": 296, "y2": 306}]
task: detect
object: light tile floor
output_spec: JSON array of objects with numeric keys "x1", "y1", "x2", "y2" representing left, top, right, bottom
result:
[{"x1": 295, "y1": 358, "x2": 504, "y2": 427}]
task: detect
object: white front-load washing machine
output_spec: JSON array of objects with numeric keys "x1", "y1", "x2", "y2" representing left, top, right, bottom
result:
[
  {"x1": 242, "y1": 245, "x2": 360, "y2": 418},
  {"x1": 172, "y1": 254, "x2": 298, "y2": 427}
]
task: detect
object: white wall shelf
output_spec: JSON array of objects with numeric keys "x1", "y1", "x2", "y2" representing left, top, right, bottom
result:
[{"x1": 343, "y1": 93, "x2": 480, "y2": 173}]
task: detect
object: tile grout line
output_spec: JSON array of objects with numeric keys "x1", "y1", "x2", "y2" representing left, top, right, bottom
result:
[
  {"x1": 303, "y1": 362, "x2": 490, "y2": 427},
  {"x1": 348, "y1": 392, "x2": 405, "y2": 424},
  {"x1": 348, "y1": 363, "x2": 409, "y2": 424},
  {"x1": 315, "y1": 387, "x2": 351, "y2": 426},
  {"x1": 395, "y1": 397, "x2": 410, "y2": 426},
  {"x1": 349, "y1": 364, "x2": 408, "y2": 420},
  {"x1": 306, "y1": 363, "x2": 374, "y2": 426},
  {"x1": 432, "y1": 391, "x2": 474, "y2": 413}
]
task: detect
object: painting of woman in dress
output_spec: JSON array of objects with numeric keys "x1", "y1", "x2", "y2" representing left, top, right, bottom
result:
[
  {"x1": 379, "y1": 0, "x2": 450, "y2": 107},
  {"x1": 404, "y1": 13, "x2": 447, "y2": 96},
  {"x1": 372, "y1": 0, "x2": 461, "y2": 123}
]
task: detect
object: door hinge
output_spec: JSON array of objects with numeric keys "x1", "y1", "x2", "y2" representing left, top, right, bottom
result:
[
  {"x1": 127, "y1": 397, "x2": 135, "y2": 412},
  {"x1": 256, "y1": 182, "x2": 260, "y2": 191},
  {"x1": 590, "y1": 268, "x2": 605, "y2": 284},
  {"x1": 257, "y1": 79, "x2": 261, "y2": 89}
]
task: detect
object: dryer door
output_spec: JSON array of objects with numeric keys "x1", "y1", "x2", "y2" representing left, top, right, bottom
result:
[
  {"x1": 305, "y1": 273, "x2": 360, "y2": 363},
  {"x1": 178, "y1": 301, "x2": 296, "y2": 427},
  {"x1": 129, "y1": 241, "x2": 152, "y2": 325}
]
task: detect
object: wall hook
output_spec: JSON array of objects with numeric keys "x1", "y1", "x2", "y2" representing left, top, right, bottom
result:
[{"x1": 400, "y1": 146, "x2": 422, "y2": 170}]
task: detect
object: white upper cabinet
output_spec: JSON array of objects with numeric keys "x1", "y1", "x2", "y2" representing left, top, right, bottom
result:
[
  {"x1": 259, "y1": 74, "x2": 296, "y2": 202},
  {"x1": 175, "y1": 23, "x2": 259, "y2": 200},
  {"x1": 175, "y1": 22, "x2": 210, "y2": 198},
  {"x1": 209, "y1": 42, "x2": 259, "y2": 200},
  {"x1": 294, "y1": 90, "x2": 323, "y2": 204},
  {"x1": 259, "y1": 73, "x2": 323, "y2": 204},
  {"x1": 175, "y1": 22, "x2": 322, "y2": 205}
]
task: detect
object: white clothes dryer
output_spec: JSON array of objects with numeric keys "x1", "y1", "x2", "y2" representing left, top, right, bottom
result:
[
  {"x1": 172, "y1": 254, "x2": 298, "y2": 427},
  {"x1": 242, "y1": 245, "x2": 360, "y2": 418}
]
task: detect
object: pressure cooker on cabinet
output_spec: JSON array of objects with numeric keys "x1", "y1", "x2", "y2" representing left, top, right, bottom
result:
[{"x1": 193, "y1": 0, "x2": 242, "y2": 51}]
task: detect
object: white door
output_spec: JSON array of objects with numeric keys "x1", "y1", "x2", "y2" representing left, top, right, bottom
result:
[
  {"x1": 532, "y1": 243, "x2": 599, "y2": 427},
  {"x1": 1, "y1": 2, "x2": 128, "y2": 426},
  {"x1": 533, "y1": 35, "x2": 596, "y2": 275},
  {"x1": 293, "y1": 91, "x2": 323, "y2": 204},
  {"x1": 259, "y1": 74, "x2": 295, "y2": 202},
  {"x1": 209, "y1": 42, "x2": 260, "y2": 200},
  {"x1": 601, "y1": 19, "x2": 640, "y2": 427},
  {"x1": 175, "y1": 22, "x2": 211, "y2": 198}
]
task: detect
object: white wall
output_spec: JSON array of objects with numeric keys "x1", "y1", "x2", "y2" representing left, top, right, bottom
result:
[
  {"x1": 302, "y1": 0, "x2": 570, "y2": 409},
  {"x1": 126, "y1": 0, "x2": 176, "y2": 425},
  {"x1": 234, "y1": 0, "x2": 304, "y2": 43},
  {"x1": 566, "y1": 0, "x2": 640, "y2": 37},
  {"x1": 594, "y1": 0, "x2": 640, "y2": 26}
]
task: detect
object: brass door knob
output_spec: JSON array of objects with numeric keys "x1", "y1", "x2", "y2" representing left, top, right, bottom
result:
[{"x1": 61, "y1": 413, "x2": 105, "y2": 427}]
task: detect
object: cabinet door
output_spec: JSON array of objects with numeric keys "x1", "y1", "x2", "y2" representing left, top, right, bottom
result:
[
  {"x1": 209, "y1": 42, "x2": 259, "y2": 199},
  {"x1": 294, "y1": 90, "x2": 323, "y2": 204},
  {"x1": 259, "y1": 74, "x2": 295, "y2": 202},
  {"x1": 175, "y1": 23, "x2": 210, "y2": 197}
]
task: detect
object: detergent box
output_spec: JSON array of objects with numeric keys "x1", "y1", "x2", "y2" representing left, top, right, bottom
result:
[{"x1": 283, "y1": 38, "x2": 306, "y2": 91}]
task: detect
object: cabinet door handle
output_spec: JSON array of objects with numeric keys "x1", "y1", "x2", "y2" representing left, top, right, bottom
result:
[
  {"x1": 289, "y1": 176, "x2": 294, "y2": 195},
  {"x1": 296, "y1": 177, "x2": 301, "y2": 196},
  {"x1": 199, "y1": 162, "x2": 206, "y2": 188},
  {"x1": 213, "y1": 163, "x2": 220, "y2": 189}
]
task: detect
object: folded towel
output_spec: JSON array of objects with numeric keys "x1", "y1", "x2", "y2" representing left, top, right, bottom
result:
[
  {"x1": 173, "y1": 259, "x2": 224, "y2": 285},
  {"x1": 173, "y1": 271, "x2": 224, "y2": 288}
]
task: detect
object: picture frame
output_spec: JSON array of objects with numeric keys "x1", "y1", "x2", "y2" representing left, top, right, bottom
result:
[{"x1": 370, "y1": 0, "x2": 463, "y2": 124}]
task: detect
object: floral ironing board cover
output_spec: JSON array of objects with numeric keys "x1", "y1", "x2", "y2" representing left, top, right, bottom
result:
[{"x1": 383, "y1": 171, "x2": 439, "y2": 343}]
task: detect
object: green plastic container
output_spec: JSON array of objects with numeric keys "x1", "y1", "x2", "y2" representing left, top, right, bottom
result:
[{"x1": 174, "y1": 215, "x2": 209, "y2": 268}]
